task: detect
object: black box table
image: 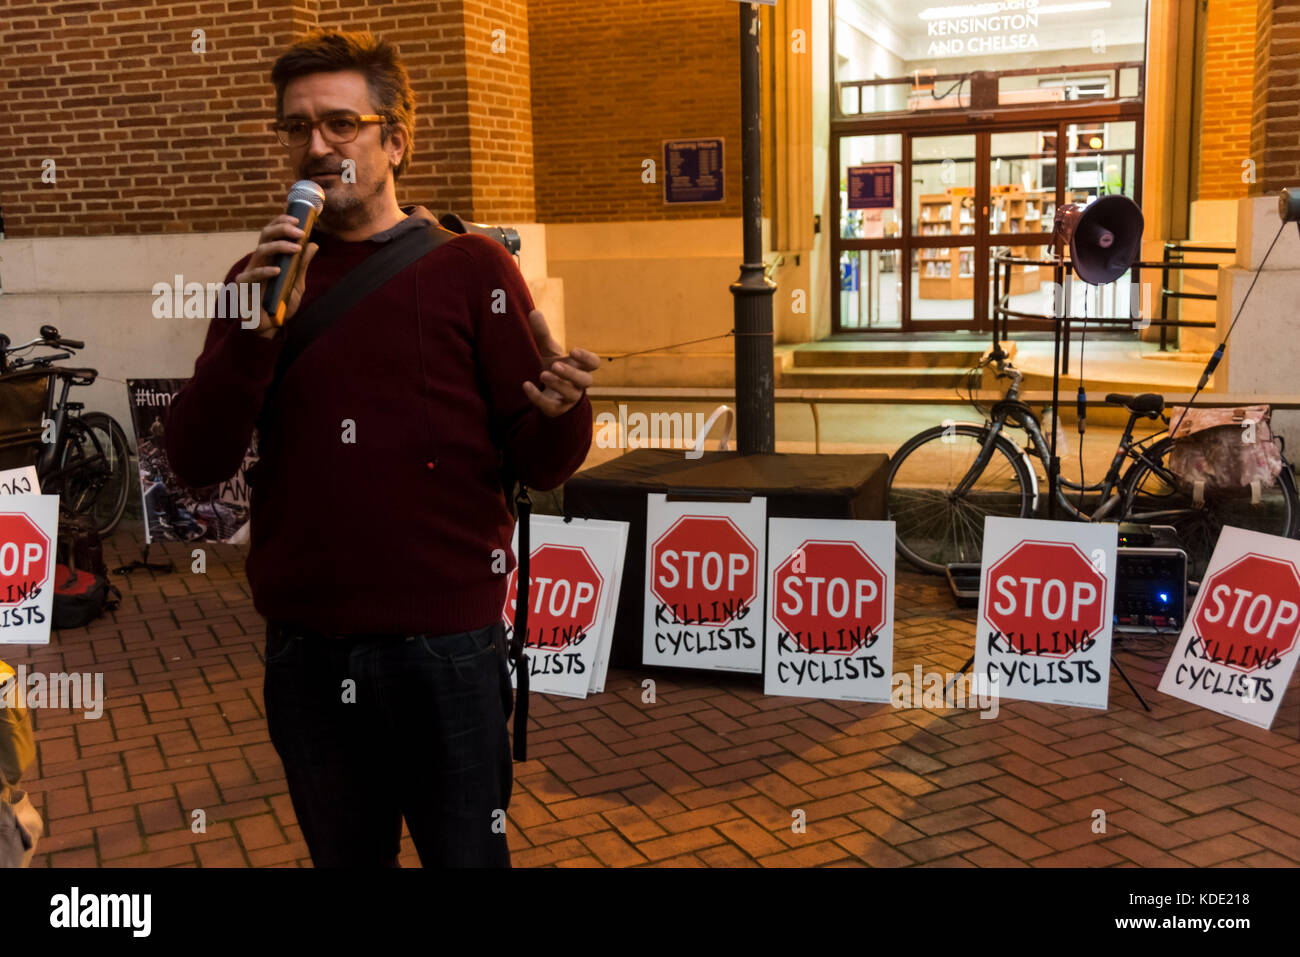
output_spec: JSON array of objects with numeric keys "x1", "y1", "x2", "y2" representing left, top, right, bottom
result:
[{"x1": 562, "y1": 450, "x2": 890, "y2": 668}]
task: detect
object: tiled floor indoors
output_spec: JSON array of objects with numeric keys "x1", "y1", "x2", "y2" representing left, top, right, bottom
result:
[{"x1": 5, "y1": 524, "x2": 1299, "y2": 868}]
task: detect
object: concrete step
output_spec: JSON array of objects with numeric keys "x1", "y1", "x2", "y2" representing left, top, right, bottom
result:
[
  {"x1": 781, "y1": 366, "x2": 976, "y2": 390},
  {"x1": 790, "y1": 345, "x2": 986, "y2": 368}
]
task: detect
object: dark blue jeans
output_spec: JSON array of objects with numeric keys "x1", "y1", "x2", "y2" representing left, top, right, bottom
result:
[{"x1": 262, "y1": 619, "x2": 514, "y2": 868}]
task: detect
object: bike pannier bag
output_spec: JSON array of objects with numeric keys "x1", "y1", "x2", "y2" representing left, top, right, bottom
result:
[
  {"x1": 1168, "y1": 405, "x2": 1284, "y2": 500},
  {"x1": 0, "y1": 370, "x2": 50, "y2": 471}
]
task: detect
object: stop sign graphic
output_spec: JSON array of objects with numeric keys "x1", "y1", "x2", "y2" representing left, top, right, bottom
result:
[
  {"x1": 1193, "y1": 552, "x2": 1300, "y2": 672},
  {"x1": 503, "y1": 544, "x2": 604, "y2": 650},
  {"x1": 650, "y1": 516, "x2": 758, "y2": 625},
  {"x1": 0, "y1": 513, "x2": 51, "y2": 605},
  {"x1": 771, "y1": 540, "x2": 886, "y2": 651},
  {"x1": 984, "y1": 540, "x2": 1106, "y2": 655}
]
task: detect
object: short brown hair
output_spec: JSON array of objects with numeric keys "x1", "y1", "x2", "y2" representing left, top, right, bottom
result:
[{"x1": 271, "y1": 29, "x2": 415, "y2": 181}]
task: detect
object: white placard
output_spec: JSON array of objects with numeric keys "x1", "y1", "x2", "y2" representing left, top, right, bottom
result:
[
  {"x1": 975, "y1": 517, "x2": 1117, "y2": 709},
  {"x1": 764, "y1": 518, "x2": 895, "y2": 702},
  {"x1": 585, "y1": 518, "x2": 628, "y2": 695},
  {"x1": 502, "y1": 514, "x2": 628, "y2": 699},
  {"x1": 0, "y1": 467, "x2": 40, "y2": 496},
  {"x1": 642, "y1": 494, "x2": 766, "y2": 673},
  {"x1": 1158, "y1": 526, "x2": 1300, "y2": 730},
  {"x1": 0, "y1": 495, "x2": 60, "y2": 645}
]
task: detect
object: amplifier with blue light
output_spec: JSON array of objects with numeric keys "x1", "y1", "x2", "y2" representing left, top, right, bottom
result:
[{"x1": 1114, "y1": 545, "x2": 1187, "y2": 634}]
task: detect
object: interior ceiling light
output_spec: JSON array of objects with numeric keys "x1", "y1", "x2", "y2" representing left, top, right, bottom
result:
[{"x1": 918, "y1": 2, "x2": 1112, "y2": 18}]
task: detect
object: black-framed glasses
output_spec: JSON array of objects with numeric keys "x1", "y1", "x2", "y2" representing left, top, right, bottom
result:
[{"x1": 272, "y1": 112, "x2": 387, "y2": 148}]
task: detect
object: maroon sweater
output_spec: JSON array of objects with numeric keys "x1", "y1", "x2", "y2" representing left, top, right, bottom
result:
[{"x1": 165, "y1": 206, "x2": 592, "y2": 635}]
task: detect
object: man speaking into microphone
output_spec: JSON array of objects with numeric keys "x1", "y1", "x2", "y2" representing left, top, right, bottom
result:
[{"x1": 165, "y1": 29, "x2": 596, "y2": 868}]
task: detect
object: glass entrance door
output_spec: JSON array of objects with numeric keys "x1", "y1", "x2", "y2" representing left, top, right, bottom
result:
[
  {"x1": 832, "y1": 116, "x2": 1142, "y2": 335},
  {"x1": 909, "y1": 133, "x2": 979, "y2": 330}
]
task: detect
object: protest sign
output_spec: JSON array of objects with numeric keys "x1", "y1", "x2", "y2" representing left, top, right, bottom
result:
[
  {"x1": 765, "y1": 518, "x2": 895, "y2": 703},
  {"x1": 1158, "y1": 526, "x2": 1300, "y2": 730},
  {"x1": 976, "y1": 517, "x2": 1117, "y2": 709},
  {"x1": 642, "y1": 494, "x2": 765, "y2": 673},
  {"x1": 503, "y1": 514, "x2": 628, "y2": 698}
]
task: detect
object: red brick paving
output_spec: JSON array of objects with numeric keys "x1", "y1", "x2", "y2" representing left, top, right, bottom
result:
[{"x1": 3, "y1": 526, "x2": 1298, "y2": 868}]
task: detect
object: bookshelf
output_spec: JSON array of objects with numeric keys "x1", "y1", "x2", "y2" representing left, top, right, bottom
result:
[
  {"x1": 990, "y1": 185, "x2": 1048, "y2": 296},
  {"x1": 916, "y1": 188, "x2": 1097, "y2": 300},
  {"x1": 917, "y1": 188, "x2": 976, "y2": 300}
]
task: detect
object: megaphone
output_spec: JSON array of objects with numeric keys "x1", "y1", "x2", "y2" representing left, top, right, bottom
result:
[
  {"x1": 438, "y1": 213, "x2": 522, "y2": 256},
  {"x1": 1052, "y1": 194, "x2": 1144, "y2": 285}
]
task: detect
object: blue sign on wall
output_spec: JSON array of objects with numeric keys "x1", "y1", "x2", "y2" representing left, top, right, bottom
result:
[
  {"x1": 848, "y1": 164, "x2": 896, "y2": 210},
  {"x1": 664, "y1": 138, "x2": 725, "y2": 204}
]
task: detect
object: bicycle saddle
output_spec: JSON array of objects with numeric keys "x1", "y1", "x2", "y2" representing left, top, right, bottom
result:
[{"x1": 1105, "y1": 393, "x2": 1164, "y2": 417}]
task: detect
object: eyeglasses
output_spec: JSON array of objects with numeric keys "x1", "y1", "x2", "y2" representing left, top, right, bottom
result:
[{"x1": 272, "y1": 112, "x2": 388, "y2": 148}]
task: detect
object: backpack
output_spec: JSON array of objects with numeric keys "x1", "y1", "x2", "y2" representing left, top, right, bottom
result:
[
  {"x1": 52, "y1": 513, "x2": 119, "y2": 629},
  {"x1": 51, "y1": 564, "x2": 116, "y2": 629},
  {"x1": 1168, "y1": 405, "x2": 1285, "y2": 503}
]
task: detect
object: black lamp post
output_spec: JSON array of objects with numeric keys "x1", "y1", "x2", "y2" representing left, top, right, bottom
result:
[{"x1": 729, "y1": 1, "x2": 777, "y2": 454}]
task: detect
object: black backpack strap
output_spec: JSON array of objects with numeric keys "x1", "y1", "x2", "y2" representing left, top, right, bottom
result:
[
  {"x1": 510, "y1": 487, "x2": 532, "y2": 762},
  {"x1": 260, "y1": 222, "x2": 458, "y2": 427}
]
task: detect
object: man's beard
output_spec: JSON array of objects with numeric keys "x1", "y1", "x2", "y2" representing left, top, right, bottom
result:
[{"x1": 314, "y1": 174, "x2": 387, "y2": 234}]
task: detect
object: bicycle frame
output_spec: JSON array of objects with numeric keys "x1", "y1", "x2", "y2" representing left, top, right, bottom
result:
[
  {"x1": 33, "y1": 368, "x2": 107, "y2": 485},
  {"x1": 956, "y1": 362, "x2": 1168, "y2": 523}
]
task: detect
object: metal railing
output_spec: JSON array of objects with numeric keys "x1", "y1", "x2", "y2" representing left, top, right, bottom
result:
[
  {"x1": 836, "y1": 61, "x2": 1144, "y2": 118},
  {"x1": 1156, "y1": 241, "x2": 1234, "y2": 351},
  {"x1": 991, "y1": 246, "x2": 1230, "y2": 363}
]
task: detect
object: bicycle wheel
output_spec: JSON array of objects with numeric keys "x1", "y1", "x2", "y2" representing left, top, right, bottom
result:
[
  {"x1": 60, "y1": 411, "x2": 133, "y2": 536},
  {"x1": 1122, "y1": 436, "x2": 1300, "y2": 581},
  {"x1": 886, "y1": 424, "x2": 1035, "y2": 574}
]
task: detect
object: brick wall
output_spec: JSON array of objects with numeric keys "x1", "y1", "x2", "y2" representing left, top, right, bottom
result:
[
  {"x1": 1249, "y1": 0, "x2": 1300, "y2": 195},
  {"x1": 462, "y1": 0, "x2": 535, "y2": 222},
  {"x1": 1195, "y1": 0, "x2": 1257, "y2": 201},
  {"x1": 529, "y1": 0, "x2": 742, "y2": 222},
  {"x1": 0, "y1": 1, "x2": 530, "y2": 237}
]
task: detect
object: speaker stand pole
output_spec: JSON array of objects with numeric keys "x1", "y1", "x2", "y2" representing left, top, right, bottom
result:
[
  {"x1": 1048, "y1": 257, "x2": 1067, "y2": 520},
  {"x1": 945, "y1": 656, "x2": 975, "y2": 697},
  {"x1": 1111, "y1": 648, "x2": 1151, "y2": 712}
]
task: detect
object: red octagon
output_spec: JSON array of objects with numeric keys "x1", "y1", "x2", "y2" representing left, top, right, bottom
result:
[
  {"x1": 503, "y1": 544, "x2": 604, "y2": 651},
  {"x1": 1193, "y1": 552, "x2": 1300, "y2": 673},
  {"x1": 771, "y1": 540, "x2": 886, "y2": 652},
  {"x1": 983, "y1": 540, "x2": 1106, "y2": 656},
  {"x1": 0, "y1": 513, "x2": 52, "y2": 606},
  {"x1": 650, "y1": 515, "x2": 758, "y2": 625}
]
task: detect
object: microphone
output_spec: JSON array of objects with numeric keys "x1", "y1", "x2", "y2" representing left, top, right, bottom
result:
[{"x1": 262, "y1": 180, "x2": 325, "y2": 326}]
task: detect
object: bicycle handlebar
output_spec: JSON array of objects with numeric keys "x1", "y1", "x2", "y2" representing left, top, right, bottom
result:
[
  {"x1": 1, "y1": 328, "x2": 86, "y2": 372},
  {"x1": 8, "y1": 352, "x2": 74, "y2": 370},
  {"x1": 983, "y1": 353, "x2": 1023, "y2": 384},
  {"x1": 2, "y1": 328, "x2": 85, "y2": 356}
]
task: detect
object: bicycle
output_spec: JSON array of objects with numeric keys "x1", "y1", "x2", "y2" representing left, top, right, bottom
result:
[
  {"x1": 885, "y1": 351, "x2": 1300, "y2": 581},
  {"x1": 0, "y1": 325, "x2": 133, "y2": 536}
]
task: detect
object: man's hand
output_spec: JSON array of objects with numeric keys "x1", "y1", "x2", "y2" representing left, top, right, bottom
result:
[
  {"x1": 234, "y1": 214, "x2": 320, "y2": 339},
  {"x1": 523, "y1": 308, "x2": 599, "y2": 418}
]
